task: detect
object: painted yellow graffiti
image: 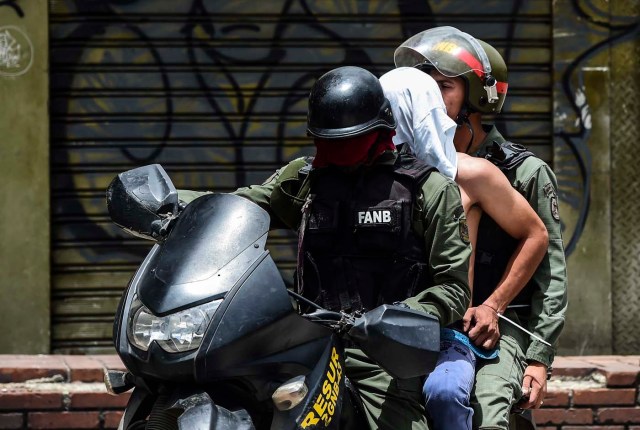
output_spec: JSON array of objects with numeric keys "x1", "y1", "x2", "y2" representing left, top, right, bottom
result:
[{"x1": 300, "y1": 347, "x2": 343, "y2": 428}]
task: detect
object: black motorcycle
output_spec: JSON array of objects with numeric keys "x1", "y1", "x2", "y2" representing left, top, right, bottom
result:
[{"x1": 104, "y1": 164, "x2": 441, "y2": 430}]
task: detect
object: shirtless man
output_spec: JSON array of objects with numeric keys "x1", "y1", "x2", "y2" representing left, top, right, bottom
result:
[{"x1": 380, "y1": 66, "x2": 548, "y2": 430}]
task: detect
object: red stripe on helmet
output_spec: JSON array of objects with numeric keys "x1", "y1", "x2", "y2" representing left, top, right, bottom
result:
[
  {"x1": 456, "y1": 48, "x2": 508, "y2": 95},
  {"x1": 455, "y1": 48, "x2": 485, "y2": 78}
]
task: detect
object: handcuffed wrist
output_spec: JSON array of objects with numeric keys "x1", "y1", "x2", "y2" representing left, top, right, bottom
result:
[{"x1": 480, "y1": 302, "x2": 498, "y2": 313}]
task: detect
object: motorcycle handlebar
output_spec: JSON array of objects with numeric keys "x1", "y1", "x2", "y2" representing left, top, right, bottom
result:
[{"x1": 286, "y1": 289, "x2": 358, "y2": 333}]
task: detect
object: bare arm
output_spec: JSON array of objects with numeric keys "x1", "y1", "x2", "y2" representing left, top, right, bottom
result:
[{"x1": 456, "y1": 154, "x2": 549, "y2": 348}]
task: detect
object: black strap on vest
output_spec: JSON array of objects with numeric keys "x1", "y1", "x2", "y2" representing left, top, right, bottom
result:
[
  {"x1": 484, "y1": 141, "x2": 535, "y2": 172},
  {"x1": 473, "y1": 141, "x2": 536, "y2": 309},
  {"x1": 395, "y1": 143, "x2": 436, "y2": 186}
]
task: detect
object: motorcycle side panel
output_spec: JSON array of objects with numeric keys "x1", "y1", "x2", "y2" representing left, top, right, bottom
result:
[
  {"x1": 271, "y1": 338, "x2": 346, "y2": 430},
  {"x1": 196, "y1": 254, "x2": 332, "y2": 381}
]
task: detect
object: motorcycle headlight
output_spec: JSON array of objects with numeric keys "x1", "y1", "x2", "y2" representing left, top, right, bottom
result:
[{"x1": 127, "y1": 295, "x2": 223, "y2": 353}]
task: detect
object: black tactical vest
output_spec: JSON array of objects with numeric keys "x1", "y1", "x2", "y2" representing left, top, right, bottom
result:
[
  {"x1": 299, "y1": 152, "x2": 434, "y2": 313},
  {"x1": 473, "y1": 141, "x2": 536, "y2": 308}
]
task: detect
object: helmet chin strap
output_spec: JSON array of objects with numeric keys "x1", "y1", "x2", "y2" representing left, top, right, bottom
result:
[{"x1": 455, "y1": 105, "x2": 475, "y2": 154}]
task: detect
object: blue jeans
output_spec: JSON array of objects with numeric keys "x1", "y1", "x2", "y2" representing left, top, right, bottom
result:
[{"x1": 423, "y1": 340, "x2": 476, "y2": 430}]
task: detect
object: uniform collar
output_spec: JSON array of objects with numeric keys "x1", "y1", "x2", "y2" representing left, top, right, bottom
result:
[{"x1": 475, "y1": 124, "x2": 506, "y2": 157}]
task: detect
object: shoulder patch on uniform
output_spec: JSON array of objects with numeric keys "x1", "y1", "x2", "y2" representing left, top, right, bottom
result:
[
  {"x1": 459, "y1": 217, "x2": 470, "y2": 244},
  {"x1": 543, "y1": 182, "x2": 560, "y2": 221},
  {"x1": 453, "y1": 206, "x2": 470, "y2": 244}
]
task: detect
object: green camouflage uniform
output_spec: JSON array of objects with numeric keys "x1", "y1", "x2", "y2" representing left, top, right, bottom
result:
[
  {"x1": 180, "y1": 151, "x2": 471, "y2": 430},
  {"x1": 471, "y1": 125, "x2": 568, "y2": 430}
]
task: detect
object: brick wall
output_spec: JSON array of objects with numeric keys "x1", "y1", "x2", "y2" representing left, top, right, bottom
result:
[
  {"x1": 0, "y1": 355, "x2": 638, "y2": 429},
  {"x1": 537, "y1": 356, "x2": 640, "y2": 430},
  {"x1": 0, "y1": 356, "x2": 127, "y2": 429}
]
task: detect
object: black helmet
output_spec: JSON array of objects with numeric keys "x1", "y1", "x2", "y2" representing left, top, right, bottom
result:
[
  {"x1": 307, "y1": 66, "x2": 396, "y2": 139},
  {"x1": 394, "y1": 27, "x2": 508, "y2": 114}
]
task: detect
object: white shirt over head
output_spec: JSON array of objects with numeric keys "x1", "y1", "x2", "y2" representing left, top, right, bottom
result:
[{"x1": 380, "y1": 67, "x2": 458, "y2": 179}]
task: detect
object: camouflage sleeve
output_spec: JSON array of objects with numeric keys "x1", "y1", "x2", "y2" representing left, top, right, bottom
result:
[
  {"x1": 403, "y1": 173, "x2": 472, "y2": 326},
  {"x1": 233, "y1": 169, "x2": 281, "y2": 215},
  {"x1": 520, "y1": 163, "x2": 568, "y2": 368},
  {"x1": 178, "y1": 164, "x2": 289, "y2": 230},
  {"x1": 232, "y1": 164, "x2": 296, "y2": 231},
  {"x1": 179, "y1": 158, "x2": 310, "y2": 232},
  {"x1": 176, "y1": 168, "x2": 281, "y2": 212},
  {"x1": 177, "y1": 189, "x2": 212, "y2": 205}
]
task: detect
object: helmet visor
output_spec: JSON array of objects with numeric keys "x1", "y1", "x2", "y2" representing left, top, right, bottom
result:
[{"x1": 394, "y1": 26, "x2": 491, "y2": 79}]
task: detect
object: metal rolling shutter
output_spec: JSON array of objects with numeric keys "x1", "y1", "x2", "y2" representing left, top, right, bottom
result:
[{"x1": 49, "y1": 0, "x2": 552, "y2": 353}]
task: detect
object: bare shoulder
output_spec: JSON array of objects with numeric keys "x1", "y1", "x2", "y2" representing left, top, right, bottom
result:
[
  {"x1": 456, "y1": 153, "x2": 515, "y2": 208},
  {"x1": 456, "y1": 153, "x2": 502, "y2": 185}
]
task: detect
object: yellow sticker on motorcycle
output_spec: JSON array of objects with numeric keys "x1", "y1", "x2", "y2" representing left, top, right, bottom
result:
[{"x1": 300, "y1": 347, "x2": 343, "y2": 428}]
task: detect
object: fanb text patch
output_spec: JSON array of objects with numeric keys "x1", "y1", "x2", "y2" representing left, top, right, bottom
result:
[{"x1": 357, "y1": 210, "x2": 392, "y2": 225}]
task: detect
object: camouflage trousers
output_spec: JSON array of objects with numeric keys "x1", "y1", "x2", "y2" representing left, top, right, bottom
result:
[
  {"x1": 470, "y1": 312, "x2": 529, "y2": 430},
  {"x1": 345, "y1": 348, "x2": 430, "y2": 430}
]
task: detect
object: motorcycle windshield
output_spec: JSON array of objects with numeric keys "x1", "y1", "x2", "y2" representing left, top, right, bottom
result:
[{"x1": 137, "y1": 193, "x2": 272, "y2": 315}]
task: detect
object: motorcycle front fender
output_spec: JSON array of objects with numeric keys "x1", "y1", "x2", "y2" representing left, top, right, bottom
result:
[
  {"x1": 118, "y1": 386, "x2": 155, "y2": 430},
  {"x1": 118, "y1": 386, "x2": 255, "y2": 430},
  {"x1": 173, "y1": 391, "x2": 255, "y2": 430}
]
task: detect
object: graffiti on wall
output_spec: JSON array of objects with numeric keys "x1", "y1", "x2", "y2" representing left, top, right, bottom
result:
[
  {"x1": 553, "y1": 0, "x2": 639, "y2": 255},
  {"x1": 0, "y1": 25, "x2": 33, "y2": 76},
  {"x1": 51, "y1": 0, "x2": 445, "y2": 351},
  {"x1": 50, "y1": 0, "x2": 556, "y2": 262},
  {"x1": 51, "y1": 0, "x2": 441, "y2": 265},
  {"x1": 0, "y1": 1, "x2": 34, "y2": 77},
  {"x1": 50, "y1": 0, "x2": 602, "y2": 265},
  {"x1": 50, "y1": 0, "x2": 628, "y2": 351},
  {"x1": 0, "y1": 0, "x2": 24, "y2": 18}
]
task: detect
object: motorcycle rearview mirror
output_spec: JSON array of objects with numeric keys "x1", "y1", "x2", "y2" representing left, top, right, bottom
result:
[
  {"x1": 347, "y1": 304, "x2": 440, "y2": 379},
  {"x1": 106, "y1": 164, "x2": 179, "y2": 241}
]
